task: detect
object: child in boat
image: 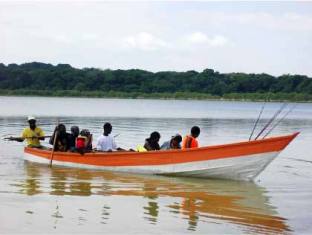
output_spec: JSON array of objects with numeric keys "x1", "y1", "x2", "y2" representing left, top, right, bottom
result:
[
  {"x1": 182, "y1": 126, "x2": 200, "y2": 149},
  {"x1": 160, "y1": 134, "x2": 182, "y2": 150},
  {"x1": 144, "y1": 131, "x2": 161, "y2": 151}
]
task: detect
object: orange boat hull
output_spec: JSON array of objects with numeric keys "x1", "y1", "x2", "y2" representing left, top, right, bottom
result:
[{"x1": 24, "y1": 132, "x2": 299, "y2": 181}]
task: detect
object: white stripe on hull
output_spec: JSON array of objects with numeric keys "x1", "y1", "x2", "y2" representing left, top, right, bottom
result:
[{"x1": 24, "y1": 151, "x2": 279, "y2": 181}]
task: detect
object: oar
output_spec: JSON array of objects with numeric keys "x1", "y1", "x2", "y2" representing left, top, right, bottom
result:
[
  {"x1": 3, "y1": 136, "x2": 52, "y2": 141},
  {"x1": 50, "y1": 120, "x2": 59, "y2": 167}
]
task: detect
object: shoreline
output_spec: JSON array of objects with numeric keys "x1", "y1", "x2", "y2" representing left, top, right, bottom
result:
[{"x1": 0, "y1": 90, "x2": 311, "y2": 103}]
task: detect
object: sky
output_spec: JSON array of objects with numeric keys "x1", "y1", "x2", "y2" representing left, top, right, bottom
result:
[{"x1": 1, "y1": 1, "x2": 312, "y2": 76}]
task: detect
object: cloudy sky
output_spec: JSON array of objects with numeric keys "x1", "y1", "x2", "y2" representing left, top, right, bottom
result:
[{"x1": 1, "y1": 1, "x2": 312, "y2": 76}]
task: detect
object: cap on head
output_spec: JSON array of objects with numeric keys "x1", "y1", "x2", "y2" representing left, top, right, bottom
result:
[{"x1": 28, "y1": 116, "x2": 36, "y2": 122}]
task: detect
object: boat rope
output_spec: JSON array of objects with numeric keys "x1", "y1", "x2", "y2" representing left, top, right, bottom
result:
[
  {"x1": 262, "y1": 104, "x2": 297, "y2": 139},
  {"x1": 254, "y1": 102, "x2": 288, "y2": 140},
  {"x1": 249, "y1": 101, "x2": 266, "y2": 141}
]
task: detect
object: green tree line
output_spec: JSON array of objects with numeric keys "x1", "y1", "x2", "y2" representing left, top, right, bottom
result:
[{"x1": 0, "y1": 62, "x2": 311, "y2": 101}]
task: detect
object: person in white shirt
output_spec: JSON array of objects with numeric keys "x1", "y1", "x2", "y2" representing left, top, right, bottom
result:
[{"x1": 96, "y1": 122, "x2": 117, "y2": 151}]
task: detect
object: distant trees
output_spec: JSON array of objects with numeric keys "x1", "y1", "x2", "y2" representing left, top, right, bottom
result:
[{"x1": 0, "y1": 62, "x2": 311, "y2": 101}]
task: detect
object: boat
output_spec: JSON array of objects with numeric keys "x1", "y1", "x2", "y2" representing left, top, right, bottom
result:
[{"x1": 24, "y1": 132, "x2": 299, "y2": 181}]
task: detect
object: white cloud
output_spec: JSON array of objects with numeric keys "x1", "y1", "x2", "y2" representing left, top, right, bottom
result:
[
  {"x1": 81, "y1": 33, "x2": 99, "y2": 41},
  {"x1": 185, "y1": 32, "x2": 229, "y2": 47},
  {"x1": 186, "y1": 32, "x2": 208, "y2": 43},
  {"x1": 1, "y1": 2, "x2": 311, "y2": 76},
  {"x1": 122, "y1": 32, "x2": 169, "y2": 51},
  {"x1": 201, "y1": 12, "x2": 312, "y2": 32}
]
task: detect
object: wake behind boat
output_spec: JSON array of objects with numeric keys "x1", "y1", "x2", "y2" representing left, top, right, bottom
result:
[{"x1": 24, "y1": 132, "x2": 299, "y2": 181}]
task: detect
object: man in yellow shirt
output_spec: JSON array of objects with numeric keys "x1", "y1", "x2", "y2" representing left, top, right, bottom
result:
[{"x1": 20, "y1": 116, "x2": 45, "y2": 147}]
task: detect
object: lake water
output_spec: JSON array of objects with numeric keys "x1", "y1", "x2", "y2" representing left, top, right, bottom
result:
[{"x1": 0, "y1": 96, "x2": 311, "y2": 234}]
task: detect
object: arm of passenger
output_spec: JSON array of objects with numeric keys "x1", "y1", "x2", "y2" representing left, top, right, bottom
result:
[
  {"x1": 144, "y1": 143, "x2": 152, "y2": 151},
  {"x1": 17, "y1": 130, "x2": 27, "y2": 142}
]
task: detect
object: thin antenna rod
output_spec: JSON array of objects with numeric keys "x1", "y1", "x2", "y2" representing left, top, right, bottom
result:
[
  {"x1": 249, "y1": 101, "x2": 266, "y2": 141},
  {"x1": 254, "y1": 102, "x2": 287, "y2": 140},
  {"x1": 262, "y1": 104, "x2": 297, "y2": 139}
]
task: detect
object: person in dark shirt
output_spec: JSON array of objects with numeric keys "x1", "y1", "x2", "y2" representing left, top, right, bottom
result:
[
  {"x1": 144, "y1": 131, "x2": 161, "y2": 151},
  {"x1": 49, "y1": 124, "x2": 70, "y2": 152},
  {"x1": 68, "y1": 126, "x2": 79, "y2": 151}
]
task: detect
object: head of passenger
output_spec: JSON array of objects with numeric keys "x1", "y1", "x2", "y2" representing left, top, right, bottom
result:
[
  {"x1": 149, "y1": 131, "x2": 161, "y2": 143},
  {"x1": 28, "y1": 117, "x2": 36, "y2": 130},
  {"x1": 103, "y1": 123, "x2": 112, "y2": 136},
  {"x1": 80, "y1": 129, "x2": 91, "y2": 137},
  {"x1": 171, "y1": 134, "x2": 182, "y2": 149},
  {"x1": 191, "y1": 126, "x2": 200, "y2": 138},
  {"x1": 57, "y1": 124, "x2": 67, "y2": 137},
  {"x1": 70, "y1": 126, "x2": 79, "y2": 137}
]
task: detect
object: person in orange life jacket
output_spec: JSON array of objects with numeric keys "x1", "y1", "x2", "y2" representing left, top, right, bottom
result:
[
  {"x1": 182, "y1": 126, "x2": 200, "y2": 149},
  {"x1": 144, "y1": 131, "x2": 161, "y2": 151},
  {"x1": 49, "y1": 124, "x2": 70, "y2": 151}
]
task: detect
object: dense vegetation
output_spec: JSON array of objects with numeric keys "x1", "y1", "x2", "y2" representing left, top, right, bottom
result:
[{"x1": 0, "y1": 62, "x2": 311, "y2": 101}]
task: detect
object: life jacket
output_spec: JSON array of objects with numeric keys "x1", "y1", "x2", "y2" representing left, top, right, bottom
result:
[
  {"x1": 182, "y1": 135, "x2": 198, "y2": 149},
  {"x1": 76, "y1": 136, "x2": 87, "y2": 149}
]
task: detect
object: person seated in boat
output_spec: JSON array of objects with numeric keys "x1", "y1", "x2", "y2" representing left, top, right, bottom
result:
[
  {"x1": 182, "y1": 126, "x2": 200, "y2": 149},
  {"x1": 160, "y1": 134, "x2": 182, "y2": 150},
  {"x1": 144, "y1": 131, "x2": 161, "y2": 151},
  {"x1": 96, "y1": 123, "x2": 117, "y2": 152},
  {"x1": 76, "y1": 129, "x2": 93, "y2": 153},
  {"x1": 68, "y1": 126, "x2": 79, "y2": 151},
  {"x1": 49, "y1": 124, "x2": 70, "y2": 151},
  {"x1": 16, "y1": 116, "x2": 45, "y2": 148}
]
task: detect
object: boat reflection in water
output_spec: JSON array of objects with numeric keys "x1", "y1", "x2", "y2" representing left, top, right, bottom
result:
[{"x1": 17, "y1": 162, "x2": 290, "y2": 233}]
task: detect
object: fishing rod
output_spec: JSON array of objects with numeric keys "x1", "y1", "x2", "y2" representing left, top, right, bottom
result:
[
  {"x1": 254, "y1": 102, "x2": 288, "y2": 140},
  {"x1": 262, "y1": 104, "x2": 297, "y2": 139},
  {"x1": 249, "y1": 101, "x2": 266, "y2": 141}
]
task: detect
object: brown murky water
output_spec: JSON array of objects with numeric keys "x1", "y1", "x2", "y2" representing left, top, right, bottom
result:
[{"x1": 0, "y1": 97, "x2": 312, "y2": 234}]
